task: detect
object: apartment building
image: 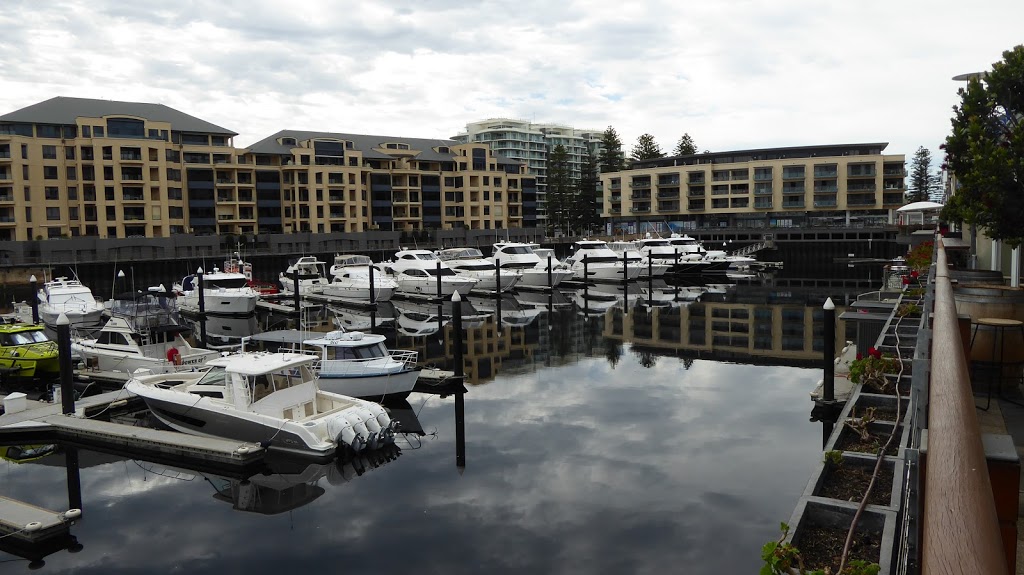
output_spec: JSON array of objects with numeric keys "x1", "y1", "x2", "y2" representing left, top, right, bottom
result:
[
  {"x1": 454, "y1": 119, "x2": 603, "y2": 222},
  {"x1": 0, "y1": 98, "x2": 540, "y2": 241},
  {"x1": 246, "y1": 130, "x2": 536, "y2": 233},
  {"x1": 602, "y1": 143, "x2": 906, "y2": 232},
  {"x1": 0, "y1": 96, "x2": 247, "y2": 241}
]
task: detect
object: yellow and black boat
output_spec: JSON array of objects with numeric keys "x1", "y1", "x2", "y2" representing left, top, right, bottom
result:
[{"x1": 0, "y1": 323, "x2": 60, "y2": 378}]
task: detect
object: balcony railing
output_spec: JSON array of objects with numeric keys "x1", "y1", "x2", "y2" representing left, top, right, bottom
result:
[
  {"x1": 630, "y1": 181, "x2": 651, "y2": 188},
  {"x1": 687, "y1": 202, "x2": 705, "y2": 211},
  {"x1": 658, "y1": 177, "x2": 681, "y2": 186},
  {"x1": 754, "y1": 199, "x2": 773, "y2": 209},
  {"x1": 883, "y1": 168, "x2": 906, "y2": 176},
  {"x1": 782, "y1": 200, "x2": 805, "y2": 208},
  {"x1": 121, "y1": 173, "x2": 143, "y2": 181},
  {"x1": 688, "y1": 176, "x2": 705, "y2": 184},
  {"x1": 847, "y1": 183, "x2": 876, "y2": 192},
  {"x1": 630, "y1": 193, "x2": 651, "y2": 200},
  {"x1": 657, "y1": 191, "x2": 679, "y2": 199},
  {"x1": 0, "y1": 194, "x2": 13, "y2": 202},
  {"x1": 609, "y1": 182, "x2": 621, "y2": 190},
  {"x1": 814, "y1": 185, "x2": 838, "y2": 193},
  {"x1": 754, "y1": 185, "x2": 773, "y2": 195},
  {"x1": 813, "y1": 169, "x2": 838, "y2": 178},
  {"x1": 847, "y1": 197, "x2": 877, "y2": 206},
  {"x1": 610, "y1": 194, "x2": 621, "y2": 202},
  {"x1": 813, "y1": 199, "x2": 838, "y2": 208},
  {"x1": 753, "y1": 172, "x2": 773, "y2": 181},
  {"x1": 782, "y1": 171, "x2": 805, "y2": 180},
  {"x1": 847, "y1": 167, "x2": 877, "y2": 177},
  {"x1": 608, "y1": 207, "x2": 620, "y2": 214},
  {"x1": 630, "y1": 206, "x2": 651, "y2": 213},
  {"x1": 122, "y1": 194, "x2": 145, "y2": 201},
  {"x1": 688, "y1": 190, "x2": 705, "y2": 197},
  {"x1": 782, "y1": 186, "x2": 806, "y2": 194},
  {"x1": 657, "y1": 203, "x2": 679, "y2": 212},
  {"x1": 120, "y1": 153, "x2": 143, "y2": 161}
]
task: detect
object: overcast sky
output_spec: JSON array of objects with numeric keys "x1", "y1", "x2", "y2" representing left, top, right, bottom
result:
[{"x1": 1, "y1": 0, "x2": 1021, "y2": 161}]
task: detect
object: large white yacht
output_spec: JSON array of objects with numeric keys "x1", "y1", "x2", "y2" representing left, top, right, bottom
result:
[
  {"x1": 382, "y1": 249, "x2": 477, "y2": 298},
  {"x1": 126, "y1": 352, "x2": 397, "y2": 457},
  {"x1": 435, "y1": 247, "x2": 520, "y2": 293},
  {"x1": 279, "y1": 256, "x2": 331, "y2": 294},
  {"x1": 72, "y1": 316, "x2": 217, "y2": 374},
  {"x1": 489, "y1": 242, "x2": 573, "y2": 288},
  {"x1": 36, "y1": 276, "x2": 106, "y2": 327},
  {"x1": 175, "y1": 267, "x2": 258, "y2": 315},
  {"x1": 562, "y1": 240, "x2": 642, "y2": 282},
  {"x1": 326, "y1": 254, "x2": 397, "y2": 302},
  {"x1": 607, "y1": 241, "x2": 670, "y2": 278}
]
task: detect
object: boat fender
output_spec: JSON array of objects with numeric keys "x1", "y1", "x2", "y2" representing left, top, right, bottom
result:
[{"x1": 166, "y1": 347, "x2": 182, "y2": 365}]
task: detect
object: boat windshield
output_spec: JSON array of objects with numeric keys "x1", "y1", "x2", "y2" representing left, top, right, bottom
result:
[
  {"x1": 197, "y1": 366, "x2": 228, "y2": 386},
  {"x1": 577, "y1": 255, "x2": 618, "y2": 264},
  {"x1": 326, "y1": 342, "x2": 388, "y2": 360},
  {"x1": 498, "y1": 246, "x2": 534, "y2": 255},
  {"x1": 454, "y1": 262, "x2": 495, "y2": 271},
  {"x1": 425, "y1": 267, "x2": 458, "y2": 277},
  {"x1": 336, "y1": 255, "x2": 372, "y2": 266},
  {"x1": 639, "y1": 240, "x2": 671, "y2": 247},
  {"x1": 7, "y1": 331, "x2": 50, "y2": 345},
  {"x1": 205, "y1": 277, "x2": 249, "y2": 289}
]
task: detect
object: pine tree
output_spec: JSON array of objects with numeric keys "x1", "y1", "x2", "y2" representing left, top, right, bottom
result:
[
  {"x1": 546, "y1": 145, "x2": 573, "y2": 236},
  {"x1": 631, "y1": 133, "x2": 664, "y2": 161},
  {"x1": 574, "y1": 151, "x2": 601, "y2": 235},
  {"x1": 907, "y1": 146, "x2": 938, "y2": 203},
  {"x1": 598, "y1": 126, "x2": 626, "y2": 174},
  {"x1": 673, "y1": 133, "x2": 698, "y2": 156}
]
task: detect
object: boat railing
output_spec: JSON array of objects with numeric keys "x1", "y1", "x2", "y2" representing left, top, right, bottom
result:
[{"x1": 317, "y1": 350, "x2": 419, "y2": 375}]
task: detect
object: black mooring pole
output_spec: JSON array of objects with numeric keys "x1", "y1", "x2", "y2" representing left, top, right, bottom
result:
[
  {"x1": 452, "y1": 290, "x2": 466, "y2": 471},
  {"x1": 29, "y1": 274, "x2": 40, "y2": 324},
  {"x1": 823, "y1": 297, "x2": 836, "y2": 402},
  {"x1": 369, "y1": 261, "x2": 376, "y2": 305},
  {"x1": 436, "y1": 261, "x2": 443, "y2": 300},
  {"x1": 56, "y1": 313, "x2": 75, "y2": 414},
  {"x1": 196, "y1": 267, "x2": 207, "y2": 346}
]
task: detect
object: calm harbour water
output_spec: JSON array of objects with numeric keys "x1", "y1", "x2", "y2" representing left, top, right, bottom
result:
[{"x1": 1, "y1": 274, "x2": 873, "y2": 574}]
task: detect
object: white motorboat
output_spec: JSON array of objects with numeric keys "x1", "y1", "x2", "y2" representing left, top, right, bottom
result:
[
  {"x1": 178, "y1": 312, "x2": 258, "y2": 351},
  {"x1": 326, "y1": 254, "x2": 397, "y2": 302},
  {"x1": 563, "y1": 240, "x2": 642, "y2": 282},
  {"x1": 125, "y1": 352, "x2": 397, "y2": 457},
  {"x1": 279, "y1": 256, "x2": 331, "y2": 295},
  {"x1": 36, "y1": 276, "x2": 106, "y2": 327},
  {"x1": 607, "y1": 241, "x2": 670, "y2": 278},
  {"x1": 242, "y1": 329, "x2": 419, "y2": 399},
  {"x1": 383, "y1": 249, "x2": 477, "y2": 298},
  {"x1": 175, "y1": 267, "x2": 259, "y2": 315},
  {"x1": 489, "y1": 242, "x2": 574, "y2": 288},
  {"x1": 72, "y1": 316, "x2": 217, "y2": 374},
  {"x1": 435, "y1": 247, "x2": 520, "y2": 293}
]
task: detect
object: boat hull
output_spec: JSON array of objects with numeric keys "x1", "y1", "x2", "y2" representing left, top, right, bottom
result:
[
  {"x1": 0, "y1": 352, "x2": 59, "y2": 378},
  {"x1": 316, "y1": 368, "x2": 420, "y2": 399},
  {"x1": 516, "y1": 269, "x2": 574, "y2": 288},
  {"x1": 38, "y1": 306, "x2": 105, "y2": 328},
  {"x1": 179, "y1": 292, "x2": 258, "y2": 315}
]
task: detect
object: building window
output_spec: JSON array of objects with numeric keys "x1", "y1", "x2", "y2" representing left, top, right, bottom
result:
[
  {"x1": 82, "y1": 126, "x2": 91, "y2": 138},
  {"x1": 21, "y1": 144, "x2": 28, "y2": 159},
  {"x1": 105, "y1": 187, "x2": 115, "y2": 201},
  {"x1": 46, "y1": 207, "x2": 61, "y2": 220},
  {"x1": 94, "y1": 126, "x2": 104, "y2": 137},
  {"x1": 25, "y1": 207, "x2": 32, "y2": 222},
  {"x1": 66, "y1": 166, "x2": 77, "y2": 180},
  {"x1": 69, "y1": 207, "x2": 79, "y2": 220},
  {"x1": 43, "y1": 166, "x2": 58, "y2": 180},
  {"x1": 37, "y1": 125, "x2": 61, "y2": 138},
  {"x1": 44, "y1": 187, "x2": 59, "y2": 200},
  {"x1": 67, "y1": 186, "x2": 77, "y2": 200},
  {"x1": 65, "y1": 146, "x2": 76, "y2": 160},
  {"x1": 42, "y1": 145, "x2": 57, "y2": 159},
  {"x1": 47, "y1": 227, "x2": 62, "y2": 238}
]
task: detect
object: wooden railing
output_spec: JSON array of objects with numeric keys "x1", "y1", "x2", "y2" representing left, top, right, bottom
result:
[{"x1": 922, "y1": 238, "x2": 1008, "y2": 574}]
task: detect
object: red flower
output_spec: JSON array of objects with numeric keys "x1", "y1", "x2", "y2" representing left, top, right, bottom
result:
[
  {"x1": 856, "y1": 353, "x2": 863, "y2": 360},
  {"x1": 870, "y1": 348, "x2": 882, "y2": 359},
  {"x1": 910, "y1": 271, "x2": 919, "y2": 279},
  {"x1": 902, "y1": 276, "x2": 910, "y2": 285}
]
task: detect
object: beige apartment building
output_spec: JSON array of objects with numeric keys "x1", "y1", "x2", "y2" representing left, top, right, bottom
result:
[
  {"x1": 602, "y1": 143, "x2": 906, "y2": 233},
  {"x1": 0, "y1": 97, "x2": 540, "y2": 242}
]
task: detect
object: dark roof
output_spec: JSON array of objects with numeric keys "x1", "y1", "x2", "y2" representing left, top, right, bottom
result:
[
  {"x1": 0, "y1": 97, "x2": 237, "y2": 135},
  {"x1": 628, "y1": 142, "x2": 894, "y2": 170},
  {"x1": 247, "y1": 129, "x2": 517, "y2": 164}
]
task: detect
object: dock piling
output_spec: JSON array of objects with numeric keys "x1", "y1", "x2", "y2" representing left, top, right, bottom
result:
[
  {"x1": 292, "y1": 268, "x2": 301, "y2": 316},
  {"x1": 369, "y1": 261, "x2": 376, "y2": 305},
  {"x1": 823, "y1": 297, "x2": 835, "y2": 402},
  {"x1": 56, "y1": 313, "x2": 75, "y2": 415},
  {"x1": 29, "y1": 275, "x2": 39, "y2": 324},
  {"x1": 196, "y1": 267, "x2": 207, "y2": 346},
  {"x1": 451, "y1": 291, "x2": 465, "y2": 471}
]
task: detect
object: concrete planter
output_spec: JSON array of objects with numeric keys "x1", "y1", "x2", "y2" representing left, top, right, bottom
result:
[
  {"x1": 785, "y1": 498, "x2": 896, "y2": 574},
  {"x1": 826, "y1": 420, "x2": 909, "y2": 459},
  {"x1": 805, "y1": 452, "x2": 904, "y2": 514},
  {"x1": 840, "y1": 391, "x2": 910, "y2": 426}
]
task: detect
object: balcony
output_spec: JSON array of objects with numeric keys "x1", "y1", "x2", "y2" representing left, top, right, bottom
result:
[
  {"x1": 754, "y1": 185, "x2": 773, "y2": 196},
  {"x1": 610, "y1": 194, "x2": 621, "y2": 202},
  {"x1": 883, "y1": 183, "x2": 904, "y2": 191},
  {"x1": 630, "y1": 205, "x2": 651, "y2": 213},
  {"x1": 782, "y1": 200, "x2": 805, "y2": 208},
  {"x1": 608, "y1": 207, "x2": 620, "y2": 214},
  {"x1": 882, "y1": 193, "x2": 903, "y2": 205},
  {"x1": 847, "y1": 166, "x2": 877, "y2": 177},
  {"x1": 782, "y1": 185, "x2": 806, "y2": 194},
  {"x1": 657, "y1": 190, "x2": 679, "y2": 199},
  {"x1": 846, "y1": 183, "x2": 876, "y2": 192},
  {"x1": 120, "y1": 172, "x2": 144, "y2": 181},
  {"x1": 754, "y1": 199, "x2": 773, "y2": 209},
  {"x1": 753, "y1": 171, "x2": 773, "y2": 181},
  {"x1": 0, "y1": 193, "x2": 13, "y2": 202},
  {"x1": 847, "y1": 197, "x2": 877, "y2": 206},
  {"x1": 657, "y1": 202, "x2": 680, "y2": 212},
  {"x1": 883, "y1": 168, "x2": 907, "y2": 177},
  {"x1": 217, "y1": 214, "x2": 235, "y2": 221},
  {"x1": 813, "y1": 199, "x2": 838, "y2": 208},
  {"x1": 630, "y1": 180, "x2": 651, "y2": 189},
  {"x1": 657, "y1": 177, "x2": 681, "y2": 186},
  {"x1": 782, "y1": 170, "x2": 805, "y2": 180},
  {"x1": 609, "y1": 182, "x2": 621, "y2": 190},
  {"x1": 688, "y1": 190, "x2": 705, "y2": 197},
  {"x1": 122, "y1": 193, "x2": 145, "y2": 202},
  {"x1": 687, "y1": 201, "x2": 705, "y2": 211},
  {"x1": 216, "y1": 177, "x2": 235, "y2": 184},
  {"x1": 630, "y1": 193, "x2": 651, "y2": 200},
  {"x1": 688, "y1": 175, "x2": 706, "y2": 184},
  {"x1": 120, "y1": 152, "x2": 143, "y2": 162},
  {"x1": 813, "y1": 184, "x2": 838, "y2": 193},
  {"x1": 813, "y1": 168, "x2": 838, "y2": 178}
]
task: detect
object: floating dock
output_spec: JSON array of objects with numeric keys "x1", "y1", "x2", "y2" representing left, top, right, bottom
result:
[{"x1": 0, "y1": 496, "x2": 76, "y2": 544}]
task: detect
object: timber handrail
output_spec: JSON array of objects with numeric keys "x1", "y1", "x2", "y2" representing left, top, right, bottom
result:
[{"x1": 922, "y1": 238, "x2": 1008, "y2": 574}]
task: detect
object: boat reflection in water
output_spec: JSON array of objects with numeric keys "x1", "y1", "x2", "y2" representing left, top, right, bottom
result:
[{"x1": 391, "y1": 299, "x2": 489, "y2": 337}]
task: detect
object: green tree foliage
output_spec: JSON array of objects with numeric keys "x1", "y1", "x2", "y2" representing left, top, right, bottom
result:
[
  {"x1": 574, "y1": 151, "x2": 602, "y2": 235},
  {"x1": 631, "y1": 133, "x2": 664, "y2": 161},
  {"x1": 546, "y1": 144, "x2": 573, "y2": 236},
  {"x1": 942, "y1": 44, "x2": 1024, "y2": 248},
  {"x1": 906, "y1": 146, "x2": 939, "y2": 203},
  {"x1": 599, "y1": 126, "x2": 626, "y2": 174},
  {"x1": 673, "y1": 133, "x2": 698, "y2": 156}
]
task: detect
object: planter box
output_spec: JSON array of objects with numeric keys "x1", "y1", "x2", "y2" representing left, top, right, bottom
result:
[
  {"x1": 805, "y1": 452, "x2": 904, "y2": 513},
  {"x1": 785, "y1": 498, "x2": 896, "y2": 574},
  {"x1": 826, "y1": 420, "x2": 909, "y2": 458},
  {"x1": 840, "y1": 391, "x2": 910, "y2": 426}
]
